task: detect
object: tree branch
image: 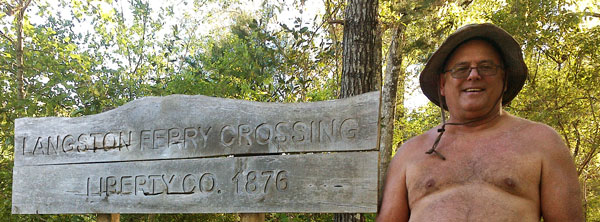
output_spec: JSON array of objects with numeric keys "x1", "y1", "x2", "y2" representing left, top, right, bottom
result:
[
  {"x1": 587, "y1": 91, "x2": 599, "y2": 136},
  {"x1": 22, "y1": 0, "x2": 33, "y2": 11},
  {"x1": 576, "y1": 91, "x2": 600, "y2": 175},
  {"x1": 556, "y1": 118, "x2": 572, "y2": 150},
  {"x1": 328, "y1": 19, "x2": 345, "y2": 25},
  {"x1": 583, "y1": 12, "x2": 600, "y2": 18},
  {"x1": 0, "y1": 30, "x2": 14, "y2": 44},
  {"x1": 572, "y1": 121, "x2": 581, "y2": 158},
  {"x1": 577, "y1": 146, "x2": 598, "y2": 176}
]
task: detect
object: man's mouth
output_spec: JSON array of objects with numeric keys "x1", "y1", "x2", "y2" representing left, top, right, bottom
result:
[{"x1": 464, "y1": 88, "x2": 484, "y2": 92}]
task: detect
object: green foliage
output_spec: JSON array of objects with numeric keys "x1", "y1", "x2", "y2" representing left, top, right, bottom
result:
[
  {"x1": 393, "y1": 103, "x2": 440, "y2": 155},
  {"x1": 267, "y1": 213, "x2": 333, "y2": 222},
  {"x1": 0, "y1": 157, "x2": 13, "y2": 220},
  {"x1": 117, "y1": 213, "x2": 238, "y2": 222}
]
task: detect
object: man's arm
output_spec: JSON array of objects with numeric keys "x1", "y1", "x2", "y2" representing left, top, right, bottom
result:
[
  {"x1": 539, "y1": 125, "x2": 584, "y2": 222},
  {"x1": 377, "y1": 147, "x2": 410, "y2": 222}
]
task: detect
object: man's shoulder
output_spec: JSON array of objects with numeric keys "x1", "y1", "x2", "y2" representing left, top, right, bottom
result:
[
  {"x1": 393, "y1": 126, "x2": 440, "y2": 162},
  {"x1": 504, "y1": 114, "x2": 568, "y2": 155},
  {"x1": 504, "y1": 115, "x2": 562, "y2": 140}
]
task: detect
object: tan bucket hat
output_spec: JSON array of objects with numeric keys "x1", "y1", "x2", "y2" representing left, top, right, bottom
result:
[{"x1": 419, "y1": 23, "x2": 528, "y2": 109}]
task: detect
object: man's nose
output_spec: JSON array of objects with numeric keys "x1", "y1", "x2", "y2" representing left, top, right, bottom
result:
[{"x1": 467, "y1": 67, "x2": 482, "y2": 81}]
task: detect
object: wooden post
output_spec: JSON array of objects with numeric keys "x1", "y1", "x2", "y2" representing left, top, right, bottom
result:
[
  {"x1": 97, "y1": 214, "x2": 120, "y2": 222},
  {"x1": 240, "y1": 213, "x2": 265, "y2": 222}
]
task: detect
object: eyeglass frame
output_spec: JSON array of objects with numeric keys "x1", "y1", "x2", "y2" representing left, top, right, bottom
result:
[{"x1": 444, "y1": 61, "x2": 504, "y2": 79}]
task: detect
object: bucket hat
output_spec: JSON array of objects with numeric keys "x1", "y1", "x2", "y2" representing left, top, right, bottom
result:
[{"x1": 419, "y1": 23, "x2": 528, "y2": 109}]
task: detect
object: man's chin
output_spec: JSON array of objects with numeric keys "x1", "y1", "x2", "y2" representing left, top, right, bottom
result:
[{"x1": 454, "y1": 104, "x2": 496, "y2": 116}]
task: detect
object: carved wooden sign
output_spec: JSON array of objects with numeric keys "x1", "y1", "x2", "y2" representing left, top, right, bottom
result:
[{"x1": 12, "y1": 91, "x2": 380, "y2": 214}]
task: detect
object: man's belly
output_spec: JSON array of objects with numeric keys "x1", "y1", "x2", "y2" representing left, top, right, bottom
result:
[{"x1": 409, "y1": 184, "x2": 539, "y2": 222}]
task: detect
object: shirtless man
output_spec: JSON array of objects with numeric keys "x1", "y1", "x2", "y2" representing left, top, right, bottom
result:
[{"x1": 377, "y1": 23, "x2": 583, "y2": 221}]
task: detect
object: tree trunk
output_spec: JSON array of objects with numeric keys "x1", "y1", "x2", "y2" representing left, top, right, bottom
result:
[
  {"x1": 335, "y1": 0, "x2": 380, "y2": 221},
  {"x1": 15, "y1": 0, "x2": 32, "y2": 100},
  {"x1": 378, "y1": 25, "x2": 406, "y2": 207},
  {"x1": 339, "y1": 0, "x2": 381, "y2": 99}
]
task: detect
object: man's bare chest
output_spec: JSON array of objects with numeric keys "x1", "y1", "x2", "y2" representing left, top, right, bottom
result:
[{"x1": 405, "y1": 136, "x2": 542, "y2": 206}]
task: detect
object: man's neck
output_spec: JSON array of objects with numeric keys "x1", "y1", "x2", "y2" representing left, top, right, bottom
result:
[{"x1": 446, "y1": 108, "x2": 505, "y2": 133}]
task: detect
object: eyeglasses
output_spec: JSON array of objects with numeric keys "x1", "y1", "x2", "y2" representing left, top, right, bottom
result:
[{"x1": 445, "y1": 62, "x2": 503, "y2": 79}]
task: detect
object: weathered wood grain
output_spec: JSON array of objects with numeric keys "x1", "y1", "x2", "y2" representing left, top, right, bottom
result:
[
  {"x1": 14, "y1": 92, "x2": 379, "y2": 166},
  {"x1": 240, "y1": 213, "x2": 265, "y2": 222},
  {"x1": 12, "y1": 151, "x2": 377, "y2": 214},
  {"x1": 97, "y1": 214, "x2": 120, "y2": 222}
]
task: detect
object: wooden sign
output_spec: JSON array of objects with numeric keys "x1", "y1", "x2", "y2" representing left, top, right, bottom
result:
[{"x1": 12, "y1": 92, "x2": 380, "y2": 214}]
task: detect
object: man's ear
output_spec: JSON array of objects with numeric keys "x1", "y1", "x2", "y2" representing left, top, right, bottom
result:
[{"x1": 439, "y1": 74, "x2": 446, "y2": 96}]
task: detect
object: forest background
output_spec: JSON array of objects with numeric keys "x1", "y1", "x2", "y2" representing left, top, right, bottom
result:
[{"x1": 0, "y1": 0, "x2": 599, "y2": 221}]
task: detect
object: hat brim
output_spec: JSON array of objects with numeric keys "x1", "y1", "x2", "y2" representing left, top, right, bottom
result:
[{"x1": 419, "y1": 23, "x2": 528, "y2": 109}]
